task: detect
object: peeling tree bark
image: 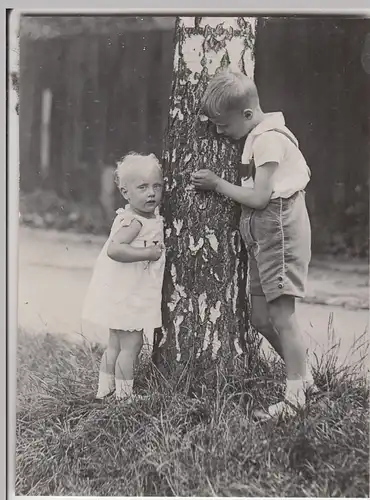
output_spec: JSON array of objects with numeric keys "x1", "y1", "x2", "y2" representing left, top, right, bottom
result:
[{"x1": 159, "y1": 17, "x2": 257, "y2": 368}]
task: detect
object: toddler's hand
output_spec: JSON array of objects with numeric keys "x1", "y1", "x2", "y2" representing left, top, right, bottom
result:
[{"x1": 147, "y1": 243, "x2": 164, "y2": 262}]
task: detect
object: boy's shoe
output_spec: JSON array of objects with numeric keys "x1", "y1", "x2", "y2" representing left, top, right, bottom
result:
[
  {"x1": 253, "y1": 400, "x2": 299, "y2": 422},
  {"x1": 254, "y1": 378, "x2": 305, "y2": 422}
]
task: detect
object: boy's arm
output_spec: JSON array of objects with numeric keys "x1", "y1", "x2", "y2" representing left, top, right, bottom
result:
[
  {"x1": 216, "y1": 162, "x2": 278, "y2": 209},
  {"x1": 192, "y1": 162, "x2": 278, "y2": 210},
  {"x1": 107, "y1": 220, "x2": 153, "y2": 263}
]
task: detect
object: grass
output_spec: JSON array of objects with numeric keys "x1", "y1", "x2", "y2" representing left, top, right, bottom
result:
[{"x1": 16, "y1": 327, "x2": 369, "y2": 497}]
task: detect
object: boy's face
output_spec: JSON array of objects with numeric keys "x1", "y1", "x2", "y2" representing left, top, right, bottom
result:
[{"x1": 210, "y1": 109, "x2": 254, "y2": 140}]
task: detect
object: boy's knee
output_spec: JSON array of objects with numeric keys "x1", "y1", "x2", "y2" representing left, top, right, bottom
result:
[
  {"x1": 268, "y1": 295, "x2": 295, "y2": 330},
  {"x1": 250, "y1": 295, "x2": 271, "y2": 333},
  {"x1": 251, "y1": 308, "x2": 270, "y2": 333}
]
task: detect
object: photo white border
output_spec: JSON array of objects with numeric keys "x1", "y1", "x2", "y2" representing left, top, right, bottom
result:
[{"x1": 6, "y1": 4, "x2": 370, "y2": 500}]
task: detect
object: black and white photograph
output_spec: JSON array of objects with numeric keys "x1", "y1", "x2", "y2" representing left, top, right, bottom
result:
[{"x1": 11, "y1": 11, "x2": 370, "y2": 497}]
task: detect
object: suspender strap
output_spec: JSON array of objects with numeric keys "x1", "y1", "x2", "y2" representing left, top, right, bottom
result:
[
  {"x1": 240, "y1": 128, "x2": 299, "y2": 180},
  {"x1": 268, "y1": 128, "x2": 299, "y2": 147}
]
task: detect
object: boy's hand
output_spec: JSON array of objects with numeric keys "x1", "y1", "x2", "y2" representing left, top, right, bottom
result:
[
  {"x1": 191, "y1": 169, "x2": 220, "y2": 191},
  {"x1": 146, "y1": 243, "x2": 165, "y2": 262}
]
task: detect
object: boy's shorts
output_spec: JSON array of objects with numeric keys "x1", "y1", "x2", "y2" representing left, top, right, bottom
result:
[{"x1": 240, "y1": 190, "x2": 311, "y2": 303}]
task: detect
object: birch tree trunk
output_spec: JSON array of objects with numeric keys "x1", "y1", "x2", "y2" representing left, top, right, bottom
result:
[{"x1": 158, "y1": 17, "x2": 258, "y2": 371}]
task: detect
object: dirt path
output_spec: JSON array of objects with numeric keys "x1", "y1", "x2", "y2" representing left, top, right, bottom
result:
[{"x1": 18, "y1": 227, "x2": 369, "y2": 368}]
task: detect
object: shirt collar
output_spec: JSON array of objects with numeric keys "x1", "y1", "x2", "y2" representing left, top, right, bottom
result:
[{"x1": 250, "y1": 112, "x2": 286, "y2": 138}]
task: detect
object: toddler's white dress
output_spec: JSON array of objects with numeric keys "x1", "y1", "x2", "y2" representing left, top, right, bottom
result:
[{"x1": 82, "y1": 205, "x2": 165, "y2": 332}]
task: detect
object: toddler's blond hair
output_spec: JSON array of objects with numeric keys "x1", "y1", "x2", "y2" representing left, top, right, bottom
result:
[
  {"x1": 115, "y1": 152, "x2": 162, "y2": 189},
  {"x1": 202, "y1": 69, "x2": 260, "y2": 118}
]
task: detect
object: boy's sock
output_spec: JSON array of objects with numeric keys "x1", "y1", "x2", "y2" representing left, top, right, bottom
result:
[
  {"x1": 116, "y1": 379, "x2": 134, "y2": 401},
  {"x1": 96, "y1": 371, "x2": 115, "y2": 399},
  {"x1": 303, "y1": 365, "x2": 321, "y2": 394},
  {"x1": 285, "y1": 378, "x2": 305, "y2": 406}
]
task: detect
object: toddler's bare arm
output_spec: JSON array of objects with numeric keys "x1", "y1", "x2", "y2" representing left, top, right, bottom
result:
[{"x1": 107, "y1": 220, "x2": 159, "y2": 263}]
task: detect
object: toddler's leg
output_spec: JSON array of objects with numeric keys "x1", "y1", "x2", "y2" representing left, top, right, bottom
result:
[
  {"x1": 115, "y1": 329, "x2": 144, "y2": 400},
  {"x1": 96, "y1": 329, "x2": 120, "y2": 399},
  {"x1": 267, "y1": 295, "x2": 307, "y2": 410}
]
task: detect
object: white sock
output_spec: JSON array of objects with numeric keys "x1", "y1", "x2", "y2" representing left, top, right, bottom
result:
[
  {"x1": 116, "y1": 379, "x2": 134, "y2": 400},
  {"x1": 96, "y1": 372, "x2": 115, "y2": 399},
  {"x1": 285, "y1": 378, "x2": 305, "y2": 407}
]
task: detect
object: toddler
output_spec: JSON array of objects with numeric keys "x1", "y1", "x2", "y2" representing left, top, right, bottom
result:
[{"x1": 82, "y1": 152, "x2": 165, "y2": 401}]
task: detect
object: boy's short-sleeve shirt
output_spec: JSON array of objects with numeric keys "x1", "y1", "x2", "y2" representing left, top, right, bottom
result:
[{"x1": 241, "y1": 112, "x2": 311, "y2": 199}]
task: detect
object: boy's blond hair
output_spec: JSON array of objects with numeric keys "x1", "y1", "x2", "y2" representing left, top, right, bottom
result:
[
  {"x1": 201, "y1": 70, "x2": 260, "y2": 118},
  {"x1": 114, "y1": 152, "x2": 162, "y2": 189}
]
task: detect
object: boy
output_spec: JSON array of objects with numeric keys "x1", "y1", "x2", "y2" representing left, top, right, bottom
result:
[{"x1": 191, "y1": 70, "x2": 316, "y2": 418}]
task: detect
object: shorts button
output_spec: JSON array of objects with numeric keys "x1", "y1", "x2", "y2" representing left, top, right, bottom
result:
[
  {"x1": 278, "y1": 276, "x2": 283, "y2": 281},
  {"x1": 278, "y1": 283, "x2": 283, "y2": 289}
]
